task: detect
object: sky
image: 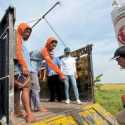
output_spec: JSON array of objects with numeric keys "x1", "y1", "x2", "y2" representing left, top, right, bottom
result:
[{"x1": 0, "y1": 0, "x2": 125, "y2": 83}]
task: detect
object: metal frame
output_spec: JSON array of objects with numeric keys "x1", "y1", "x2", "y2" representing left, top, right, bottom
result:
[
  {"x1": 69, "y1": 44, "x2": 94, "y2": 101},
  {"x1": 0, "y1": 7, "x2": 15, "y2": 125}
]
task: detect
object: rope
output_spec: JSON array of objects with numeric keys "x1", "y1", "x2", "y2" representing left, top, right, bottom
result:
[
  {"x1": 0, "y1": 75, "x2": 10, "y2": 81},
  {"x1": 31, "y1": 1, "x2": 60, "y2": 29},
  {"x1": 15, "y1": 1, "x2": 67, "y2": 47},
  {"x1": 0, "y1": 26, "x2": 8, "y2": 39},
  {"x1": 44, "y1": 17, "x2": 66, "y2": 47},
  {"x1": 27, "y1": 17, "x2": 42, "y2": 24}
]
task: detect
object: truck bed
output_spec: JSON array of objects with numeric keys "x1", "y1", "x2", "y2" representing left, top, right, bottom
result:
[{"x1": 16, "y1": 99, "x2": 91, "y2": 124}]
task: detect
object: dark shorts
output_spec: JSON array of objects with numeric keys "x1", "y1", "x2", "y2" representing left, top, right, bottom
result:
[{"x1": 14, "y1": 74, "x2": 30, "y2": 91}]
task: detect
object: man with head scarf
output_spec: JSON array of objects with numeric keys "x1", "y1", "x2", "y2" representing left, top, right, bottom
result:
[
  {"x1": 15, "y1": 22, "x2": 35, "y2": 123},
  {"x1": 41, "y1": 37, "x2": 64, "y2": 80},
  {"x1": 45, "y1": 50, "x2": 64, "y2": 102}
]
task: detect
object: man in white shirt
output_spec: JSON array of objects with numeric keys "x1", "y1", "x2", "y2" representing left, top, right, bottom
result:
[{"x1": 61, "y1": 47, "x2": 81, "y2": 104}]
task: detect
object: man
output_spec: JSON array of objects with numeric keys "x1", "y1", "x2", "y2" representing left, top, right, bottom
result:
[
  {"x1": 16, "y1": 23, "x2": 32, "y2": 75},
  {"x1": 41, "y1": 37, "x2": 64, "y2": 80},
  {"x1": 113, "y1": 46, "x2": 125, "y2": 68},
  {"x1": 113, "y1": 46, "x2": 125, "y2": 107},
  {"x1": 113, "y1": 46, "x2": 125, "y2": 124},
  {"x1": 30, "y1": 50, "x2": 48, "y2": 112},
  {"x1": 46, "y1": 51, "x2": 63, "y2": 102},
  {"x1": 15, "y1": 22, "x2": 35, "y2": 123},
  {"x1": 61, "y1": 47, "x2": 82, "y2": 104}
]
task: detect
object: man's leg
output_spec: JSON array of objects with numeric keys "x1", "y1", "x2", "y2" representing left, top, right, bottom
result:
[
  {"x1": 14, "y1": 89, "x2": 22, "y2": 116},
  {"x1": 55, "y1": 75, "x2": 62, "y2": 101},
  {"x1": 69, "y1": 75, "x2": 79, "y2": 100},
  {"x1": 64, "y1": 76, "x2": 70, "y2": 100},
  {"x1": 30, "y1": 90, "x2": 35, "y2": 110},
  {"x1": 22, "y1": 87, "x2": 31, "y2": 114},
  {"x1": 48, "y1": 76, "x2": 55, "y2": 101},
  {"x1": 21, "y1": 86, "x2": 35, "y2": 123},
  {"x1": 11, "y1": 112, "x2": 22, "y2": 125},
  {"x1": 30, "y1": 72, "x2": 41, "y2": 110},
  {"x1": 30, "y1": 89, "x2": 41, "y2": 111}
]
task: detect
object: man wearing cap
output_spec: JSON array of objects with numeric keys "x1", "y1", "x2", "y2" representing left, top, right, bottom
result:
[
  {"x1": 61, "y1": 47, "x2": 82, "y2": 104},
  {"x1": 113, "y1": 46, "x2": 125, "y2": 68},
  {"x1": 113, "y1": 46, "x2": 125, "y2": 124}
]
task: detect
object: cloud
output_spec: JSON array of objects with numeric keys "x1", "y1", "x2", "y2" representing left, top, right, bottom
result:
[
  {"x1": 1, "y1": 0, "x2": 124, "y2": 83},
  {"x1": 0, "y1": 0, "x2": 10, "y2": 18}
]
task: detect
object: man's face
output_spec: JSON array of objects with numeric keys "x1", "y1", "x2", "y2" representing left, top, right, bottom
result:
[
  {"x1": 65, "y1": 52, "x2": 70, "y2": 56},
  {"x1": 22, "y1": 28, "x2": 32, "y2": 41},
  {"x1": 50, "y1": 53, "x2": 54, "y2": 59},
  {"x1": 49, "y1": 41, "x2": 57, "y2": 51},
  {"x1": 116, "y1": 57, "x2": 125, "y2": 68}
]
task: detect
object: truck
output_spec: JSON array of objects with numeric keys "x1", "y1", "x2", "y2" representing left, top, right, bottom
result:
[{"x1": 0, "y1": 6, "x2": 119, "y2": 125}]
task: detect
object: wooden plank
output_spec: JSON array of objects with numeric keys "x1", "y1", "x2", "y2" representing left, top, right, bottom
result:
[{"x1": 17, "y1": 100, "x2": 90, "y2": 124}]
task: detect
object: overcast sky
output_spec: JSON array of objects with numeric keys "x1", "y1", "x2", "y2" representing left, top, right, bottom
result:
[{"x1": 0, "y1": 0, "x2": 125, "y2": 83}]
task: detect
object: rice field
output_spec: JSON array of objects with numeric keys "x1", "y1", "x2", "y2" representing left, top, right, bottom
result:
[
  {"x1": 100, "y1": 84, "x2": 125, "y2": 90},
  {"x1": 95, "y1": 84, "x2": 125, "y2": 115}
]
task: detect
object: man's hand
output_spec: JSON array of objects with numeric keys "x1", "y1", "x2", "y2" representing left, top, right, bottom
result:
[
  {"x1": 23, "y1": 75, "x2": 30, "y2": 88},
  {"x1": 59, "y1": 73, "x2": 65, "y2": 80},
  {"x1": 75, "y1": 73, "x2": 78, "y2": 79}
]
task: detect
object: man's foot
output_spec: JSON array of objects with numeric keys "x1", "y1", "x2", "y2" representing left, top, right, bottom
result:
[
  {"x1": 15, "y1": 110, "x2": 25, "y2": 117},
  {"x1": 34, "y1": 107, "x2": 48, "y2": 112},
  {"x1": 57, "y1": 99, "x2": 62, "y2": 102},
  {"x1": 16, "y1": 123, "x2": 22, "y2": 125},
  {"x1": 123, "y1": 105, "x2": 125, "y2": 108},
  {"x1": 11, "y1": 113, "x2": 22, "y2": 125},
  {"x1": 25, "y1": 113, "x2": 36, "y2": 123},
  {"x1": 76, "y1": 99, "x2": 82, "y2": 104},
  {"x1": 40, "y1": 107, "x2": 48, "y2": 112},
  {"x1": 65, "y1": 99, "x2": 70, "y2": 104},
  {"x1": 49, "y1": 99, "x2": 55, "y2": 102}
]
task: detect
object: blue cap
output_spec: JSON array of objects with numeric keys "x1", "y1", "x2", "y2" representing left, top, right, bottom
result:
[{"x1": 64, "y1": 47, "x2": 71, "y2": 52}]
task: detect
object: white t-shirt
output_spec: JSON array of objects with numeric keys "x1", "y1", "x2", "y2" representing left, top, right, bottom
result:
[{"x1": 61, "y1": 56, "x2": 76, "y2": 75}]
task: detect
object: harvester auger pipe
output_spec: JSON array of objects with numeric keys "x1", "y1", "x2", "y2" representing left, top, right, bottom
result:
[{"x1": 31, "y1": 1, "x2": 60, "y2": 29}]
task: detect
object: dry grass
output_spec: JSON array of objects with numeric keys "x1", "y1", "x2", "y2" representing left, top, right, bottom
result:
[{"x1": 100, "y1": 84, "x2": 125, "y2": 90}]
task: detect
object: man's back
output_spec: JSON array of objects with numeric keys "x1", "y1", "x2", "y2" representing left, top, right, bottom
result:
[{"x1": 30, "y1": 50, "x2": 42, "y2": 73}]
